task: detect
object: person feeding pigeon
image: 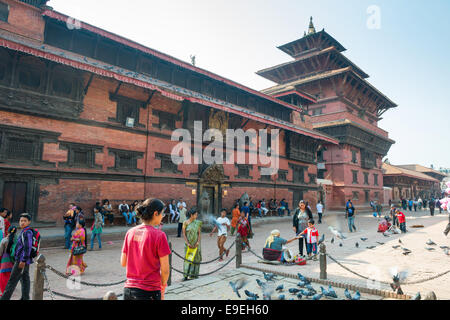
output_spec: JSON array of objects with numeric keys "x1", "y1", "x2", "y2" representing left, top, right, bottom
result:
[
  {"x1": 262, "y1": 230, "x2": 301, "y2": 262},
  {"x1": 297, "y1": 219, "x2": 320, "y2": 261}
]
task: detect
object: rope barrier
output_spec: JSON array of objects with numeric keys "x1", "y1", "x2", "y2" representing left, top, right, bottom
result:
[
  {"x1": 46, "y1": 265, "x2": 126, "y2": 287},
  {"x1": 171, "y1": 241, "x2": 235, "y2": 265},
  {"x1": 170, "y1": 255, "x2": 236, "y2": 277},
  {"x1": 326, "y1": 253, "x2": 450, "y2": 286}
]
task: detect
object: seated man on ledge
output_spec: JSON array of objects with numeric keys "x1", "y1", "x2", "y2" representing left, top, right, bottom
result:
[{"x1": 262, "y1": 230, "x2": 300, "y2": 262}]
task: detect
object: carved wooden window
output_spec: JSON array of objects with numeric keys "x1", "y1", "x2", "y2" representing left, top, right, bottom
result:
[
  {"x1": 363, "y1": 172, "x2": 369, "y2": 185},
  {"x1": 277, "y1": 170, "x2": 288, "y2": 182},
  {"x1": 155, "y1": 153, "x2": 181, "y2": 174},
  {"x1": 6, "y1": 137, "x2": 34, "y2": 160},
  {"x1": 96, "y1": 38, "x2": 117, "y2": 65},
  {"x1": 351, "y1": 150, "x2": 358, "y2": 164},
  {"x1": 139, "y1": 57, "x2": 154, "y2": 76},
  {"x1": 364, "y1": 190, "x2": 370, "y2": 203},
  {"x1": 290, "y1": 164, "x2": 306, "y2": 183},
  {"x1": 309, "y1": 174, "x2": 317, "y2": 185},
  {"x1": 17, "y1": 56, "x2": 44, "y2": 91},
  {"x1": 108, "y1": 148, "x2": 143, "y2": 173},
  {"x1": 117, "y1": 46, "x2": 136, "y2": 71},
  {"x1": 0, "y1": 2, "x2": 9, "y2": 22},
  {"x1": 236, "y1": 164, "x2": 252, "y2": 179},
  {"x1": 317, "y1": 169, "x2": 326, "y2": 179},
  {"x1": 373, "y1": 174, "x2": 379, "y2": 186},
  {"x1": 157, "y1": 63, "x2": 172, "y2": 83},
  {"x1": 153, "y1": 110, "x2": 177, "y2": 131},
  {"x1": 44, "y1": 21, "x2": 71, "y2": 50},
  {"x1": 72, "y1": 30, "x2": 96, "y2": 57},
  {"x1": 352, "y1": 191, "x2": 359, "y2": 200},
  {"x1": 352, "y1": 170, "x2": 359, "y2": 184},
  {"x1": 59, "y1": 142, "x2": 103, "y2": 169},
  {"x1": 51, "y1": 66, "x2": 75, "y2": 98},
  {"x1": 110, "y1": 94, "x2": 145, "y2": 127}
]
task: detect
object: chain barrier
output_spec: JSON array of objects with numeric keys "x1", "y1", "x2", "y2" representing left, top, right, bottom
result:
[
  {"x1": 326, "y1": 253, "x2": 450, "y2": 286},
  {"x1": 171, "y1": 254, "x2": 236, "y2": 277},
  {"x1": 42, "y1": 268, "x2": 55, "y2": 301},
  {"x1": 171, "y1": 240, "x2": 235, "y2": 265},
  {"x1": 46, "y1": 265, "x2": 126, "y2": 287}
]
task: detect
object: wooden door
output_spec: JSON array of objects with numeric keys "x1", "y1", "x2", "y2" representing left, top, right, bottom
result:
[
  {"x1": 293, "y1": 190, "x2": 304, "y2": 210},
  {"x1": 2, "y1": 182, "x2": 27, "y2": 222}
]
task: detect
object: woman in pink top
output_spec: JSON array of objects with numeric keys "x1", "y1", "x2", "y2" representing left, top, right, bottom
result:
[{"x1": 121, "y1": 198, "x2": 171, "y2": 300}]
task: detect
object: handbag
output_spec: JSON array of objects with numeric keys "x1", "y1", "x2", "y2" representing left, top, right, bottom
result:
[{"x1": 73, "y1": 244, "x2": 87, "y2": 256}]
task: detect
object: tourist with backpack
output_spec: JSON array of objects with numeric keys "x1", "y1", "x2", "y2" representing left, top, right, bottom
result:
[
  {"x1": 0, "y1": 225, "x2": 18, "y2": 296},
  {"x1": 0, "y1": 213, "x2": 38, "y2": 300}
]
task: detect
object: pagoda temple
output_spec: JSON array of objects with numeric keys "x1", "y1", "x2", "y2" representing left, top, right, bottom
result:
[{"x1": 258, "y1": 17, "x2": 397, "y2": 209}]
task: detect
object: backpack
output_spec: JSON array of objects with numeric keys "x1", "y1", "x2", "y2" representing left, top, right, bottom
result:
[{"x1": 22, "y1": 227, "x2": 41, "y2": 261}]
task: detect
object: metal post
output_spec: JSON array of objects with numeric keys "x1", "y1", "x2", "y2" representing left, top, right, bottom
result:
[
  {"x1": 33, "y1": 254, "x2": 46, "y2": 300},
  {"x1": 236, "y1": 234, "x2": 242, "y2": 268},
  {"x1": 319, "y1": 243, "x2": 327, "y2": 280},
  {"x1": 168, "y1": 242, "x2": 172, "y2": 286}
]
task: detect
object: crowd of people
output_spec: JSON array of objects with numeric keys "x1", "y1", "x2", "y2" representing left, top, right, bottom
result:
[{"x1": 397, "y1": 197, "x2": 442, "y2": 216}]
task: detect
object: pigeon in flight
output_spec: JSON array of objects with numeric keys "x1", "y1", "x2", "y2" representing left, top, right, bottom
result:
[
  {"x1": 329, "y1": 226, "x2": 346, "y2": 239},
  {"x1": 229, "y1": 278, "x2": 248, "y2": 298},
  {"x1": 276, "y1": 284, "x2": 284, "y2": 292},
  {"x1": 440, "y1": 246, "x2": 449, "y2": 250},
  {"x1": 426, "y1": 239, "x2": 437, "y2": 246},
  {"x1": 244, "y1": 290, "x2": 259, "y2": 299}
]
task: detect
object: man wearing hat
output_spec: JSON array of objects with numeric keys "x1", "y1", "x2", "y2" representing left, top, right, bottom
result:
[{"x1": 263, "y1": 230, "x2": 301, "y2": 262}]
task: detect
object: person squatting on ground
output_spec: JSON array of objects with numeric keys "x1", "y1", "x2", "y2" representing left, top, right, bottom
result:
[
  {"x1": 293, "y1": 200, "x2": 312, "y2": 257},
  {"x1": 263, "y1": 230, "x2": 300, "y2": 262},
  {"x1": 297, "y1": 219, "x2": 320, "y2": 260},
  {"x1": 0, "y1": 213, "x2": 34, "y2": 300},
  {"x1": 209, "y1": 209, "x2": 231, "y2": 261},
  {"x1": 121, "y1": 198, "x2": 171, "y2": 300}
]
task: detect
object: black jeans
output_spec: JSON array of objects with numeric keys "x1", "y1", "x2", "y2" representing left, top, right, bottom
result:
[
  {"x1": 318, "y1": 212, "x2": 322, "y2": 223},
  {"x1": 298, "y1": 237, "x2": 307, "y2": 256},
  {"x1": 0, "y1": 261, "x2": 30, "y2": 300},
  {"x1": 124, "y1": 287, "x2": 161, "y2": 300},
  {"x1": 177, "y1": 223, "x2": 183, "y2": 237}
]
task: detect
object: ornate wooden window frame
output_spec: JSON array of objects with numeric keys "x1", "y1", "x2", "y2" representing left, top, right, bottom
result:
[
  {"x1": 107, "y1": 148, "x2": 143, "y2": 173},
  {"x1": 108, "y1": 93, "x2": 146, "y2": 128},
  {"x1": 155, "y1": 153, "x2": 182, "y2": 174},
  {"x1": 59, "y1": 141, "x2": 103, "y2": 169}
]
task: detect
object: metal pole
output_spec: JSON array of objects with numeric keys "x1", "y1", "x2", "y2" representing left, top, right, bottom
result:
[
  {"x1": 168, "y1": 242, "x2": 172, "y2": 286},
  {"x1": 32, "y1": 254, "x2": 46, "y2": 300},
  {"x1": 236, "y1": 234, "x2": 242, "y2": 268},
  {"x1": 319, "y1": 243, "x2": 327, "y2": 280}
]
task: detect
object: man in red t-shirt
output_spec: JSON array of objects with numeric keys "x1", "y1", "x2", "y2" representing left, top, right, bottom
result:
[
  {"x1": 395, "y1": 209, "x2": 406, "y2": 233},
  {"x1": 121, "y1": 199, "x2": 171, "y2": 300}
]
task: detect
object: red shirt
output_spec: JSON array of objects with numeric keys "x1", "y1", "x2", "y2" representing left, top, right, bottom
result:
[
  {"x1": 237, "y1": 217, "x2": 249, "y2": 237},
  {"x1": 302, "y1": 227, "x2": 319, "y2": 244},
  {"x1": 122, "y1": 225, "x2": 171, "y2": 292},
  {"x1": 396, "y1": 211, "x2": 406, "y2": 224},
  {"x1": 4, "y1": 219, "x2": 10, "y2": 236}
]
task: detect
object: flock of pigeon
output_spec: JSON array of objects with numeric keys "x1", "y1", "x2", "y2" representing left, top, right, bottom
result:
[{"x1": 229, "y1": 272, "x2": 361, "y2": 300}]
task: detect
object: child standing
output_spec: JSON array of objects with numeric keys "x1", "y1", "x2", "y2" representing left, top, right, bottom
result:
[
  {"x1": 0, "y1": 226, "x2": 17, "y2": 297},
  {"x1": 209, "y1": 209, "x2": 231, "y2": 261},
  {"x1": 90, "y1": 207, "x2": 104, "y2": 251},
  {"x1": 395, "y1": 209, "x2": 407, "y2": 233},
  {"x1": 298, "y1": 219, "x2": 320, "y2": 261},
  {"x1": 237, "y1": 211, "x2": 251, "y2": 251}
]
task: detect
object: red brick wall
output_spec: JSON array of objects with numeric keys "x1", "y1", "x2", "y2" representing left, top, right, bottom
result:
[{"x1": 0, "y1": 0, "x2": 45, "y2": 41}]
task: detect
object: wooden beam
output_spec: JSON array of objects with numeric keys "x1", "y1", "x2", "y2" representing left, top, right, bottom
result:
[
  {"x1": 113, "y1": 82, "x2": 122, "y2": 96},
  {"x1": 84, "y1": 73, "x2": 95, "y2": 95}
]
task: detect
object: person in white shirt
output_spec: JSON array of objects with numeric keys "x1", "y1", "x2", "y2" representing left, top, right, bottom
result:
[
  {"x1": 177, "y1": 198, "x2": 187, "y2": 211},
  {"x1": 169, "y1": 199, "x2": 179, "y2": 223},
  {"x1": 316, "y1": 201, "x2": 324, "y2": 224},
  {"x1": 0, "y1": 213, "x2": 4, "y2": 242},
  {"x1": 209, "y1": 209, "x2": 231, "y2": 261}
]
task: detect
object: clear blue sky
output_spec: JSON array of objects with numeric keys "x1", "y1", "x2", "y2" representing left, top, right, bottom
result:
[{"x1": 48, "y1": 0, "x2": 450, "y2": 169}]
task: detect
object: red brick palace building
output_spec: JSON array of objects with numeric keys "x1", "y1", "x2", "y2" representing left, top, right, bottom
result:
[
  {"x1": 0, "y1": 1, "x2": 339, "y2": 224},
  {"x1": 259, "y1": 18, "x2": 397, "y2": 210}
]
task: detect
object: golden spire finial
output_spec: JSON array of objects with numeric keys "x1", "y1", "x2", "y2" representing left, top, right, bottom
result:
[{"x1": 308, "y1": 16, "x2": 316, "y2": 35}]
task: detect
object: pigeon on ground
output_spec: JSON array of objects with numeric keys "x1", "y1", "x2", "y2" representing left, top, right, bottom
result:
[
  {"x1": 246, "y1": 296, "x2": 258, "y2": 300},
  {"x1": 276, "y1": 284, "x2": 284, "y2": 292},
  {"x1": 355, "y1": 242, "x2": 359, "y2": 248},
  {"x1": 360, "y1": 237, "x2": 368, "y2": 241},
  {"x1": 318, "y1": 234, "x2": 325, "y2": 245},
  {"x1": 425, "y1": 247, "x2": 435, "y2": 251},
  {"x1": 297, "y1": 273, "x2": 308, "y2": 282},
  {"x1": 296, "y1": 292, "x2": 303, "y2": 299},
  {"x1": 244, "y1": 290, "x2": 259, "y2": 299},
  {"x1": 256, "y1": 279, "x2": 266, "y2": 289},
  {"x1": 331, "y1": 237, "x2": 335, "y2": 244},
  {"x1": 311, "y1": 293, "x2": 323, "y2": 300},
  {"x1": 383, "y1": 233, "x2": 389, "y2": 237},
  {"x1": 412, "y1": 292, "x2": 421, "y2": 300},
  {"x1": 392, "y1": 245, "x2": 401, "y2": 249},
  {"x1": 376, "y1": 242, "x2": 385, "y2": 245},
  {"x1": 278, "y1": 294, "x2": 285, "y2": 300},
  {"x1": 305, "y1": 283, "x2": 317, "y2": 293},
  {"x1": 289, "y1": 298, "x2": 295, "y2": 300},
  {"x1": 299, "y1": 289, "x2": 315, "y2": 297},
  {"x1": 263, "y1": 272, "x2": 276, "y2": 282},
  {"x1": 344, "y1": 288, "x2": 352, "y2": 300},
  {"x1": 327, "y1": 285, "x2": 338, "y2": 298},
  {"x1": 352, "y1": 291, "x2": 361, "y2": 300},
  {"x1": 229, "y1": 278, "x2": 248, "y2": 298},
  {"x1": 297, "y1": 281, "x2": 308, "y2": 287},
  {"x1": 366, "y1": 246, "x2": 376, "y2": 249},
  {"x1": 288, "y1": 288, "x2": 301, "y2": 294},
  {"x1": 444, "y1": 248, "x2": 449, "y2": 256},
  {"x1": 339, "y1": 243, "x2": 343, "y2": 247},
  {"x1": 440, "y1": 246, "x2": 449, "y2": 250},
  {"x1": 402, "y1": 251, "x2": 412, "y2": 256},
  {"x1": 402, "y1": 247, "x2": 411, "y2": 252},
  {"x1": 398, "y1": 239, "x2": 403, "y2": 244},
  {"x1": 320, "y1": 286, "x2": 330, "y2": 297},
  {"x1": 426, "y1": 239, "x2": 437, "y2": 246}
]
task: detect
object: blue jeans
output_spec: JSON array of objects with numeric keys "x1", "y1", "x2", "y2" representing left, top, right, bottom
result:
[
  {"x1": 306, "y1": 243, "x2": 317, "y2": 255},
  {"x1": 91, "y1": 232, "x2": 102, "y2": 249},
  {"x1": 348, "y1": 216, "x2": 356, "y2": 232},
  {"x1": 64, "y1": 224, "x2": 73, "y2": 249},
  {"x1": 122, "y1": 212, "x2": 137, "y2": 225}
]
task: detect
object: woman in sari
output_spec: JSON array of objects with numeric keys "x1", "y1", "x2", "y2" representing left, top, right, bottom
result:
[
  {"x1": 0, "y1": 226, "x2": 17, "y2": 296},
  {"x1": 182, "y1": 207, "x2": 202, "y2": 281},
  {"x1": 66, "y1": 220, "x2": 88, "y2": 276}
]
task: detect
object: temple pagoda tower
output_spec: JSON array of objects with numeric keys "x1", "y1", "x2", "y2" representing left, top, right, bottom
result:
[{"x1": 257, "y1": 17, "x2": 397, "y2": 209}]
